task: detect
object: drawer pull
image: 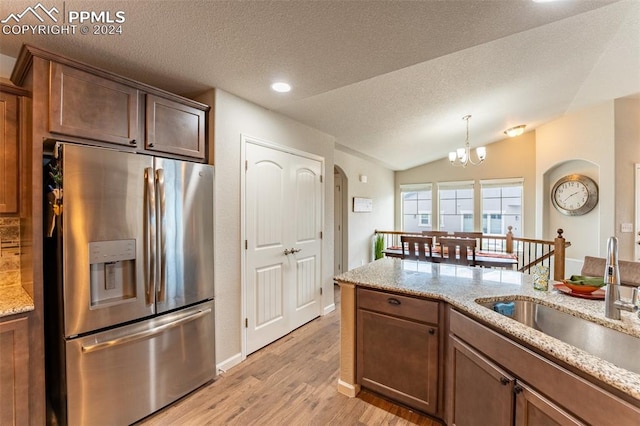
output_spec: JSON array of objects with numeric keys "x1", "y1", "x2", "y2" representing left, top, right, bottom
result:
[{"x1": 387, "y1": 298, "x2": 401, "y2": 305}]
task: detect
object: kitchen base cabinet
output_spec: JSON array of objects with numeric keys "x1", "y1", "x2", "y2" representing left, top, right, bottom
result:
[
  {"x1": 0, "y1": 315, "x2": 29, "y2": 426},
  {"x1": 449, "y1": 336, "x2": 514, "y2": 426},
  {"x1": 515, "y1": 382, "x2": 583, "y2": 426},
  {"x1": 447, "y1": 308, "x2": 640, "y2": 426},
  {"x1": 357, "y1": 288, "x2": 440, "y2": 416},
  {"x1": 449, "y1": 336, "x2": 581, "y2": 426}
]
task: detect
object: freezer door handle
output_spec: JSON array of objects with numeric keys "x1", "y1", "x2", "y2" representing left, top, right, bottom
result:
[
  {"x1": 156, "y1": 168, "x2": 167, "y2": 303},
  {"x1": 145, "y1": 167, "x2": 156, "y2": 305},
  {"x1": 81, "y1": 308, "x2": 212, "y2": 353}
]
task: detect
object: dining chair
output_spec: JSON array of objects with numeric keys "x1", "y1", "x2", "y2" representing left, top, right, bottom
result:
[
  {"x1": 421, "y1": 230, "x2": 451, "y2": 245},
  {"x1": 440, "y1": 237, "x2": 477, "y2": 266},
  {"x1": 401, "y1": 235, "x2": 434, "y2": 261},
  {"x1": 453, "y1": 231, "x2": 484, "y2": 251}
]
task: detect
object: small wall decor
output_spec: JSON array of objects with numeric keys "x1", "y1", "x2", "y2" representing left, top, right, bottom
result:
[{"x1": 353, "y1": 197, "x2": 373, "y2": 213}]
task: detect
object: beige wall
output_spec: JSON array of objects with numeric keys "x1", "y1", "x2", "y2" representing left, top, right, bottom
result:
[
  {"x1": 614, "y1": 97, "x2": 640, "y2": 259},
  {"x1": 334, "y1": 149, "x2": 395, "y2": 270},
  {"x1": 395, "y1": 132, "x2": 536, "y2": 237},
  {"x1": 533, "y1": 97, "x2": 639, "y2": 273},
  {"x1": 213, "y1": 89, "x2": 336, "y2": 369}
]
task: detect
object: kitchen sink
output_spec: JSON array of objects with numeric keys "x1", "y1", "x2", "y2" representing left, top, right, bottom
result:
[{"x1": 477, "y1": 299, "x2": 640, "y2": 374}]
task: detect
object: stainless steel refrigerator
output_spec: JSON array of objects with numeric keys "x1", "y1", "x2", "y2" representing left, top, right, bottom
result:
[{"x1": 44, "y1": 143, "x2": 215, "y2": 425}]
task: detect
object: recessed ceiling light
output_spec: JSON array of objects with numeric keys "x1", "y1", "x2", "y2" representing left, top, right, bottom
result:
[{"x1": 271, "y1": 82, "x2": 291, "y2": 93}]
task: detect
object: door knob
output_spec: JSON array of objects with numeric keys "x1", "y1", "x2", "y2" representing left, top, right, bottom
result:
[
  {"x1": 290, "y1": 248, "x2": 302, "y2": 254},
  {"x1": 284, "y1": 248, "x2": 292, "y2": 255}
]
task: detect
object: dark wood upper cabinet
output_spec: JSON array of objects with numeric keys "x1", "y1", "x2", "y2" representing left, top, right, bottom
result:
[
  {"x1": 146, "y1": 94, "x2": 205, "y2": 159},
  {"x1": 0, "y1": 88, "x2": 22, "y2": 214},
  {"x1": 49, "y1": 62, "x2": 139, "y2": 147},
  {"x1": 11, "y1": 44, "x2": 210, "y2": 162}
]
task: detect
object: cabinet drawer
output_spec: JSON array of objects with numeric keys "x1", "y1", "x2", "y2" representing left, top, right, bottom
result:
[
  {"x1": 49, "y1": 63, "x2": 139, "y2": 147},
  {"x1": 357, "y1": 288, "x2": 438, "y2": 324}
]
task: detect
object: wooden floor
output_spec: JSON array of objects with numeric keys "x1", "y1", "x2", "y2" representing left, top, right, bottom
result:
[{"x1": 138, "y1": 286, "x2": 441, "y2": 425}]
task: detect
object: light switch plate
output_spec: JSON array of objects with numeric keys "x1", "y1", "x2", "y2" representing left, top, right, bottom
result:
[{"x1": 621, "y1": 223, "x2": 634, "y2": 233}]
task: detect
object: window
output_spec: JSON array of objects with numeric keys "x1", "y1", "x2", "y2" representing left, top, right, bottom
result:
[
  {"x1": 481, "y1": 179, "x2": 523, "y2": 237},
  {"x1": 438, "y1": 181, "x2": 474, "y2": 232},
  {"x1": 400, "y1": 184, "x2": 432, "y2": 232}
]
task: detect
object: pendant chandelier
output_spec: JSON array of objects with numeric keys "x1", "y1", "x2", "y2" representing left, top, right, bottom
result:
[{"x1": 448, "y1": 115, "x2": 486, "y2": 167}]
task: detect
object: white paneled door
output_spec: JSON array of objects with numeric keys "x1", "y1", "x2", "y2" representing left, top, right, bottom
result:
[{"x1": 245, "y1": 141, "x2": 323, "y2": 354}]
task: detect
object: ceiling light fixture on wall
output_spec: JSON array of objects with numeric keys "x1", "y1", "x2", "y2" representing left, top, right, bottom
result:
[
  {"x1": 504, "y1": 124, "x2": 526, "y2": 137},
  {"x1": 449, "y1": 115, "x2": 486, "y2": 167},
  {"x1": 271, "y1": 82, "x2": 291, "y2": 93}
]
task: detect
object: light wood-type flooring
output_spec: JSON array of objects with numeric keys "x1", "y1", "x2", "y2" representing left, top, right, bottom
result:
[{"x1": 137, "y1": 285, "x2": 441, "y2": 425}]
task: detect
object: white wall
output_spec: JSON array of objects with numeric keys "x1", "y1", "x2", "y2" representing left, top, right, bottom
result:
[
  {"x1": 334, "y1": 149, "x2": 395, "y2": 270},
  {"x1": 214, "y1": 89, "x2": 336, "y2": 369}
]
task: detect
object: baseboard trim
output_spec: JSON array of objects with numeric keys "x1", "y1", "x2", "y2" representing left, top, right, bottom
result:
[
  {"x1": 323, "y1": 303, "x2": 336, "y2": 315},
  {"x1": 337, "y1": 379, "x2": 361, "y2": 398},
  {"x1": 216, "y1": 352, "x2": 243, "y2": 374}
]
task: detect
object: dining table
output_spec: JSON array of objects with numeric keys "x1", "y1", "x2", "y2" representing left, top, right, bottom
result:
[{"x1": 382, "y1": 246, "x2": 518, "y2": 269}]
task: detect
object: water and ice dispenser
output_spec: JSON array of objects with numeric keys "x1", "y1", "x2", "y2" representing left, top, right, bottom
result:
[{"x1": 89, "y1": 240, "x2": 137, "y2": 307}]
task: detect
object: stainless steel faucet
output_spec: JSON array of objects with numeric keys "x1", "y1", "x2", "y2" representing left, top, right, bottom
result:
[{"x1": 604, "y1": 237, "x2": 638, "y2": 320}]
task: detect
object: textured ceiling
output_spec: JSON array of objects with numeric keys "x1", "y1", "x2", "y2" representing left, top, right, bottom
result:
[{"x1": 1, "y1": 0, "x2": 638, "y2": 170}]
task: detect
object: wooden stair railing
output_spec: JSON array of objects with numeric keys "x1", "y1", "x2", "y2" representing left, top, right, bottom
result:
[{"x1": 374, "y1": 228, "x2": 570, "y2": 281}]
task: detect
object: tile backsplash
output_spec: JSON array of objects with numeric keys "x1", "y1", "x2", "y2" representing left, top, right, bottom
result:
[{"x1": 0, "y1": 217, "x2": 21, "y2": 288}]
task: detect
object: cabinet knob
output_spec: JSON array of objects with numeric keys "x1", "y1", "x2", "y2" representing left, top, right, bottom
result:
[
  {"x1": 428, "y1": 328, "x2": 436, "y2": 335},
  {"x1": 148, "y1": 143, "x2": 155, "y2": 148},
  {"x1": 514, "y1": 384, "x2": 524, "y2": 394},
  {"x1": 499, "y1": 377, "x2": 510, "y2": 386},
  {"x1": 129, "y1": 139, "x2": 136, "y2": 145},
  {"x1": 387, "y1": 298, "x2": 401, "y2": 305}
]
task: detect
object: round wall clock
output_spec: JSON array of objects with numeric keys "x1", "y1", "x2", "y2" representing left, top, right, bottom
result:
[{"x1": 551, "y1": 174, "x2": 598, "y2": 216}]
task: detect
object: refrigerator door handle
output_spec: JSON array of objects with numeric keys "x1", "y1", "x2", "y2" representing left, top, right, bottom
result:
[
  {"x1": 156, "y1": 168, "x2": 167, "y2": 303},
  {"x1": 80, "y1": 308, "x2": 212, "y2": 353},
  {"x1": 145, "y1": 167, "x2": 156, "y2": 305}
]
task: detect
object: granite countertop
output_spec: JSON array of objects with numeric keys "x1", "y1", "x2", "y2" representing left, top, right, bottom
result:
[
  {"x1": 335, "y1": 257, "x2": 640, "y2": 401},
  {"x1": 0, "y1": 285, "x2": 34, "y2": 318}
]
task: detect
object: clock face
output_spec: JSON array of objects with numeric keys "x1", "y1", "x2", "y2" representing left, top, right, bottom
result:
[{"x1": 551, "y1": 174, "x2": 598, "y2": 216}]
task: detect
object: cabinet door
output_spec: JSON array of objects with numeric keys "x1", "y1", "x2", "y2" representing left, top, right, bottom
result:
[
  {"x1": 0, "y1": 92, "x2": 19, "y2": 213},
  {"x1": 357, "y1": 309, "x2": 439, "y2": 414},
  {"x1": 0, "y1": 316, "x2": 29, "y2": 426},
  {"x1": 515, "y1": 382, "x2": 584, "y2": 426},
  {"x1": 49, "y1": 62, "x2": 139, "y2": 147},
  {"x1": 449, "y1": 336, "x2": 514, "y2": 426},
  {"x1": 145, "y1": 94, "x2": 205, "y2": 159}
]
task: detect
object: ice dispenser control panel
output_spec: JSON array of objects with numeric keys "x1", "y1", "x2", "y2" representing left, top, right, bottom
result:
[
  {"x1": 89, "y1": 240, "x2": 136, "y2": 307},
  {"x1": 89, "y1": 240, "x2": 136, "y2": 264}
]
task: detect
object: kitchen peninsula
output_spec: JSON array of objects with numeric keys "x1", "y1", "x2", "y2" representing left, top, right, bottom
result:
[{"x1": 335, "y1": 258, "x2": 640, "y2": 425}]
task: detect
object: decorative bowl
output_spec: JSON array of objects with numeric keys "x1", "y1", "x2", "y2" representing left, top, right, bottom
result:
[
  {"x1": 562, "y1": 281, "x2": 603, "y2": 294},
  {"x1": 562, "y1": 275, "x2": 605, "y2": 294}
]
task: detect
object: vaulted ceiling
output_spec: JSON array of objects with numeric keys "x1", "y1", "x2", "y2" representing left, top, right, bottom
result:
[{"x1": 1, "y1": 0, "x2": 638, "y2": 170}]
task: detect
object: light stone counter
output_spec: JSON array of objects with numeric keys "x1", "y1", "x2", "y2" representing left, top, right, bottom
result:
[
  {"x1": 0, "y1": 285, "x2": 34, "y2": 318},
  {"x1": 335, "y1": 257, "x2": 640, "y2": 401}
]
